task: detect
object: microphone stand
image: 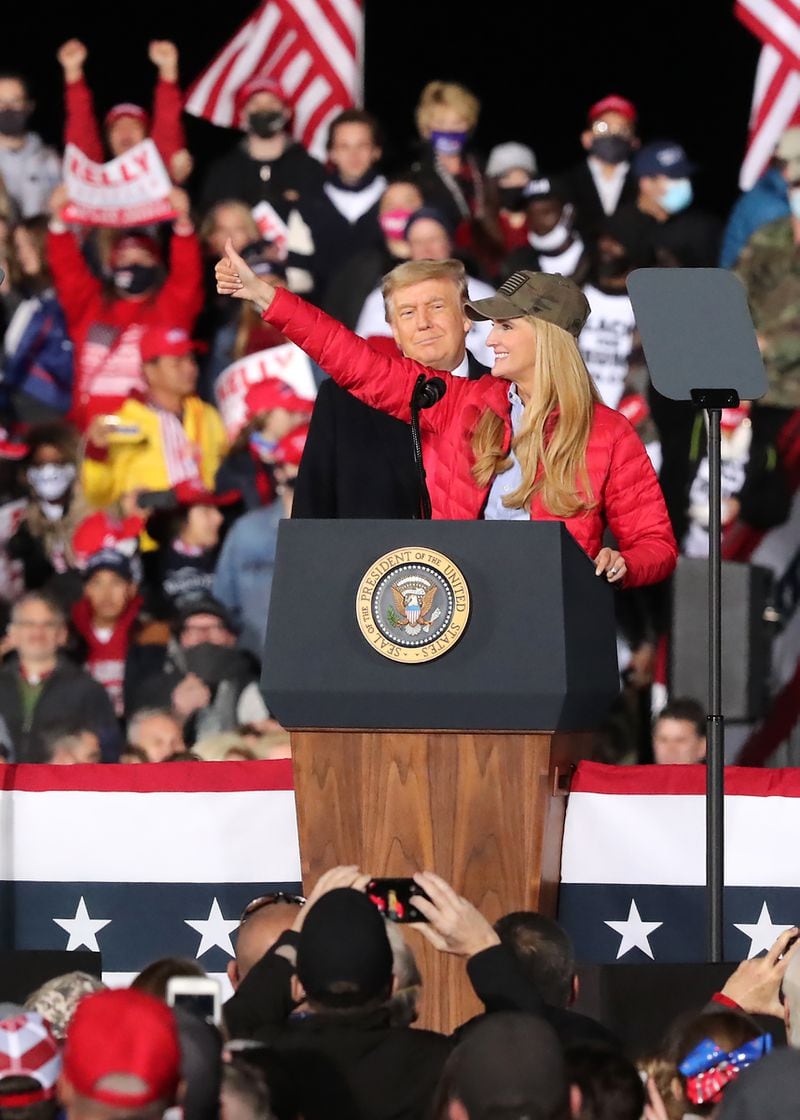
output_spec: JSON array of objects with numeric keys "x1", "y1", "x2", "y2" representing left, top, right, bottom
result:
[{"x1": 410, "y1": 375, "x2": 432, "y2": 520}]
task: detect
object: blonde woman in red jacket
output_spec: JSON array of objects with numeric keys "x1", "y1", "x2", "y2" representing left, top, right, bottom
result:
[{"x1": 216, "y1": 244, "x2": 677, "y2": 588}]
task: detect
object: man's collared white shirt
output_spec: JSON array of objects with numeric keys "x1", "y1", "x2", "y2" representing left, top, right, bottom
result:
[{"x1": 587, "y1": 156, "x2": 629, "y2": 216}]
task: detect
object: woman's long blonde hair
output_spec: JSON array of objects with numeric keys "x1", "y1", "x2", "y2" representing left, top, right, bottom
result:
[{"x1": 471, "y1": 315, "x2": 599, "y2": 518}]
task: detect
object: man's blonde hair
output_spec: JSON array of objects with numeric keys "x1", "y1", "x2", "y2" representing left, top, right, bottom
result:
[
  {"x1": 382, "y1": 258, "x2": 468, "y2": 322},
  {"x1": 415, "y1": 81, "x2": 480, "y2": 135}
]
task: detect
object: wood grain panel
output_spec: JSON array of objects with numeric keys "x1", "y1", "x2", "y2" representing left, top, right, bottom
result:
[{"x1": 290, "y1": 729, "x2": 589, "y2": 1032}]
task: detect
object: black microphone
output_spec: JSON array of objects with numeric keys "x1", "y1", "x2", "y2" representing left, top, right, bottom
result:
[{"x1": 415, "y1": 376, "x2": 447, "y2": 409}]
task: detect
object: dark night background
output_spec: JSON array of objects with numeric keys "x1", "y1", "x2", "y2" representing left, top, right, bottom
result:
[{"x1": 3, "y1": 0, "x2": 760, "y2": 216}]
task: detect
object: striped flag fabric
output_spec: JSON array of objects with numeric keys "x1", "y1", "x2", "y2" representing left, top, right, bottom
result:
[
  {"x1": 0, "y1": 760, "x2": 301, "y2": 991},
  {"x1": 184, "y1": 0, "x2": 364, "y2": 161},
  {"x1": 558, "y1": 762, "x2": 800, "y2": 963},
  {"x1": 736, "y1": 0, "x2": 800, "y2": 189}
]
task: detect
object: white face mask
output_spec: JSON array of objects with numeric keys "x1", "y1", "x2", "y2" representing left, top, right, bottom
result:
[
  {"x1": 528, "y1": 204, "x2": 574, "y2": 253},
  {"x1": 26, "y1": 463, "x2": 76, "y2": 502}
]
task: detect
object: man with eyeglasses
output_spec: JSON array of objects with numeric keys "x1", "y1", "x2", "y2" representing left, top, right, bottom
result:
[
  {"x1": 0, "y1": 70, "x2": 61, "y2": 218},
  {"x1": 0, "y1": 591, "x2": 120, "y2": 762},
  {"x1": 227, "y1": 892, "x2": 306, "y2": 994},
  {"x1": 124, "y1": 594, "x2": 269, "y2": 745},
  {"x1": 561, "y1": 95, "x2": 640, "y2": 245}
]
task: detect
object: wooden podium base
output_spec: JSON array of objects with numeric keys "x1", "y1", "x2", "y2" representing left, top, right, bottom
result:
[{"x1": 290, "y1": 728, "x2": 589, "y2": 1033}]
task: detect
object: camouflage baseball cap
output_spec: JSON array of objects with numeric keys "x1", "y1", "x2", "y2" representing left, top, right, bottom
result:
[{"x1": 465, "y1": 271, "x2": 590, "y2": 336}]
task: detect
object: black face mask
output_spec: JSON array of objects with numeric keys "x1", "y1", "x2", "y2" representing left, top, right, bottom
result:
[
  {"x1": 497, "y1": 185, "x2": 528, "y2": 212},
  {"x1": 0, "y1": 108, "x2": 31, "y2": 137},
  {"x1": 248, "y1": 110, "x2": 287, "y2": 139},
  {"x1": 113, "y1": 263, "x2": 158, "y2": 295},
  {"x1": 595, "y1": 253, "x2": 630, "y2": 280},
  {"x1": 591, "y1": 135, "x2": 632, "y2": 166}
]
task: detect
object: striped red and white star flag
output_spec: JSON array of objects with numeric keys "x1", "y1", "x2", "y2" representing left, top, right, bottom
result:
[
  {"x1": 185, "y1": 0, "x2": 363, "y2": 161},
  {"x1": 736, "y1": 0, "x2": 800, "y2": 189}
]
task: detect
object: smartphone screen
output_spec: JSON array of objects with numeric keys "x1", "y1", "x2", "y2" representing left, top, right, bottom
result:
[
  {"x1": 367, "y1": 878, "x2": 429, "y2": 923},
  {"x1": 171, "y1": 992, "x2": 218, "y2": 1022}
]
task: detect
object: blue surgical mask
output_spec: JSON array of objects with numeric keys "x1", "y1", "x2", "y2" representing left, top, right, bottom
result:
[
  {"x1": 789, "y1": 188, "x2": 800, "y2": 220},
  {"x1": 660, "y1": 178, "x2": 693, "y2": 215},
  {"x1": 430, "y1": 130, "x2": 467, "y2": 156},
  {"x1": 250, "y1": 433, "x2": 278, "y2": 460}
]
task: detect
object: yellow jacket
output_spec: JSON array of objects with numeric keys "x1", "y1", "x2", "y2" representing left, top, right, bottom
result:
[{"x1": 82, "y1": 396, "x2": 228, "y2": 510}]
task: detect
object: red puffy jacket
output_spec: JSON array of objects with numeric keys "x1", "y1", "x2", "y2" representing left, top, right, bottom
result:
[{"x1": 265, "y1": 289, "x2": 678, "y2": 587}]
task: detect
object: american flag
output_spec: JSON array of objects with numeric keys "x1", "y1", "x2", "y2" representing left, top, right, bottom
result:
[
  {"x1": 736, "y1": 0, "x2": 800, "y2": 189},
  {"x1": 184, "y1": 0, "x2": 363, "y2": 161},
  {"x1": 559, "y1": 762, "x2": 800, "y2": 963},
  {"x1": 0, "y1": 760, "x2": 301, "y2": 992}
]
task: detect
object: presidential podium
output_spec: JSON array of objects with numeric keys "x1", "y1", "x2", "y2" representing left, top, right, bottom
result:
[{"x1": 262, "y1": 520, "x2": 619, "y2": 1033}]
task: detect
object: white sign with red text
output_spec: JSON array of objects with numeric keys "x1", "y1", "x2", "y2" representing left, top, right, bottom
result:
[
  {"x1": 215, "y1": 344, "x2": 317, "y2": 437},
  {"x1": 62, "y1": 140, "x2": 177, "y2": 227},
  {"x1": 250, "y1": 201, "x2": 290, "y2": 260}
]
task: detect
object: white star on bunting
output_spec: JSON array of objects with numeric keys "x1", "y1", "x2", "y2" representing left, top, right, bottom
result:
[
  {"x1": 605, "y1": 899, "x2": 663, "y2": 960},
  {"x1": 184, "y1": 898, "x2": 239, "y2": 958},
  {"x1": 53, "y1": 896, "x2": 111, "y2": 951},
  {"x1": 734, "y1": 902, "x2": 793, "y2": 959}
]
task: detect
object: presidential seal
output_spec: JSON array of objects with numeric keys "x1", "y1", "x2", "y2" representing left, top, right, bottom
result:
[{"x1": 356, "y1": 547, "x2": 470, "y2": 663}]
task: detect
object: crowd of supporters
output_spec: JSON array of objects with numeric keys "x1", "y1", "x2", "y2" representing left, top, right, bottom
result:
[
  {"x1": 2, "y1": 867, "x2": 799, "y2": 1120},
  {"x1": 0, "y1": 52, "x2": 797, "y2": 763}
]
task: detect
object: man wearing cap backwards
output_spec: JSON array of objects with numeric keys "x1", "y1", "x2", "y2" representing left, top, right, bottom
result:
[
  {"x1": 200, "y1": 76, "x2": 325, "y2": 214},
  {"x1": 59, "y1": 989, "x2": 181, "y2": 1120},
  {"x1": 80, "y1": 324, "x2": 227, "y2": 515},
  {"x1": 57, "y1": 38, "x2": 191, "y2": 184},
  {"x1": 217, "y1": 247, "x2": 677, "y2": 587},
  {"x1": 720, "y1": 126, "x2": 800, "y2": 268},
  {"x1": 293, "y1": 257, "x2": 490, "y2": 519},
  {"x1": 560, "y1": 95, "x2": 640, "y2": 245},
  {"x1": 46, "y1": 186, "x2": 204, "y2": 430}
]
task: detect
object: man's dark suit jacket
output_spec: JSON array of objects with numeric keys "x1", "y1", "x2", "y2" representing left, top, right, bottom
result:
[
  {"x1": 292, "y1": 350, "x2": 489, "y2": 519},
  {"x1": 560, "y1": 159, "x2": 638, "y2": 244}
]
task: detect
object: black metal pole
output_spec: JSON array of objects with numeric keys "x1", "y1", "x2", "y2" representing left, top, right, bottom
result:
[{"x1": 706, "y1": 406, "x2": 724, "y2": 962}]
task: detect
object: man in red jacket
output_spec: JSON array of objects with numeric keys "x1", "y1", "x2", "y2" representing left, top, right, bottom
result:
[
  {"x1": 57, "y1": 38, "x2": 191, "y2": 184},
  {"x1": 47, "y1": 184, "x2": 204, "y2": 429}
]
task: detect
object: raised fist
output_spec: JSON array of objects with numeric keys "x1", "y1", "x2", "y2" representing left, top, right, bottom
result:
[
  {"x1": 57, "y1": 39, "x2": 88, "y2": 80},
  {"x1": 148, "y1": 40, "x2": 179, "y2": 79}
]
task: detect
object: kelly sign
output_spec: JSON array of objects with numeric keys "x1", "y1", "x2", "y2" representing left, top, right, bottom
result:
[
  {"x1": 215, "y1": 344, "x2": 317, "y2": 437},
  {"x1": 62, "y1": 140, "x2": 177, "y2": 227}
]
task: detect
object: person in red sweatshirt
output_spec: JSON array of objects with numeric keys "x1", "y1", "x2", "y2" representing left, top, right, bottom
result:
[
  {"x1": 56, "y1": 38, "x2": 191, "y2": 184},
  {"x1": 46, "y1": 184, "x2": 203, "y2": 429},
  {"x1": 71, "y1": 513, "x2": 144, "y2": 717}
]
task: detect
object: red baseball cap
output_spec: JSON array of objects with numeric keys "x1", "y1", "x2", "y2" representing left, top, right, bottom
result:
[
  {"x1": 273, "y1": 421, "x2": 309, "y2": 467},
  {"x1": 0, "y1": 426, "x2": 28, "y2": 461},
  {"x1": 63, "y1": 989, "x2": 180, "y2": 1109},
  {"x1": 235, "y1": 76, "x2": 290, "y2": 127},
  {"x1": 110, "y1": 233, "x2": 162, "y2": 269},
  {"x1": 245, "y1": 377, "x2": 315, "y2": 420},
  {"x1": 140, "y1": 326, "x2": 198, "y2": 363},
  {"x1": 173, "y1": 479, "x2": 241, "y2": 506},
  {"x1": 104, "y1": 103, "x2": 150, "y2": 130},
  {"x1": 588, "y1": 95, "x2": 637, "y2": 125}
]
